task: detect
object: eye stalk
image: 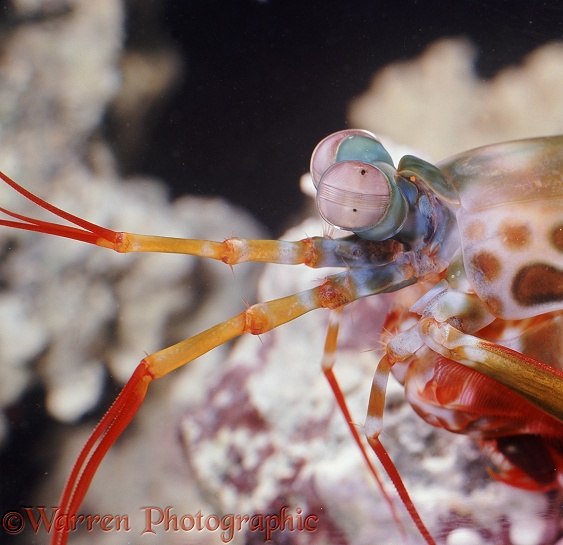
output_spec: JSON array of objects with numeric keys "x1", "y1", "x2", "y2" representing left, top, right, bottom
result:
[{"x1": 311, "y1": 130, "x2": 408, "y2": 241}]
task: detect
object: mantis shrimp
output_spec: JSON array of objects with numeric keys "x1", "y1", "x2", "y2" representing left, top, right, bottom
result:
[{"x1": 1, "y1": 130, "x2": 562, "y2": 544}]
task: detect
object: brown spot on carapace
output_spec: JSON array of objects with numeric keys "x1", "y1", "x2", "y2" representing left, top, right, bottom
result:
[
  {"x1": 499, "y1": 222, "x2": 530, "y2": 250},
  {"x1": 464, "y1": 220, "x2": 485, "y2": 241},
  {"x1": 512, "y1": 263, "x2": 563, "y2": 306},
  {"x1": 551, "y1": 224, "x2": 563, "y2": 253},
  {"x1": 472, "y1": 251, "x2": 501, "y2": 282}
]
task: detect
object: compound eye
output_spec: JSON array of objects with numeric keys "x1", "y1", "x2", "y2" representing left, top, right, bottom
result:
[
  {"x1": 310, "y1": 129, "x2": 378, "y2": 188},
  {"x1": 316, "y1": 161, "x2": 391, "y2": 231}
]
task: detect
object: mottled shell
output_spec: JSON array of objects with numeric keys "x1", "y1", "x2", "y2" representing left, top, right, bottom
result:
[{"x1": 439, "y1": 136, "x2": 563, "y2": 319}]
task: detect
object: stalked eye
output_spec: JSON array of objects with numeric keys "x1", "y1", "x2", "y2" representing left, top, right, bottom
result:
[
  {"x1": 317, "y1": 161, "x2": 389, "y2": 230},
  {"x1": 316, "y1": 160, "x2": 408, "y2": 240},
  {"x1": 310, "y1": 129, "x2": 383, "y2": 188}
]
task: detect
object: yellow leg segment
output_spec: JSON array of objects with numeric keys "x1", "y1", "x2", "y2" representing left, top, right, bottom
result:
[
  {"x1": 109, "y1": 232, "x2": 316, "y2": 264},
  {"x1": 147, "y1": 289, "x2": 329, "y2": 378}
]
